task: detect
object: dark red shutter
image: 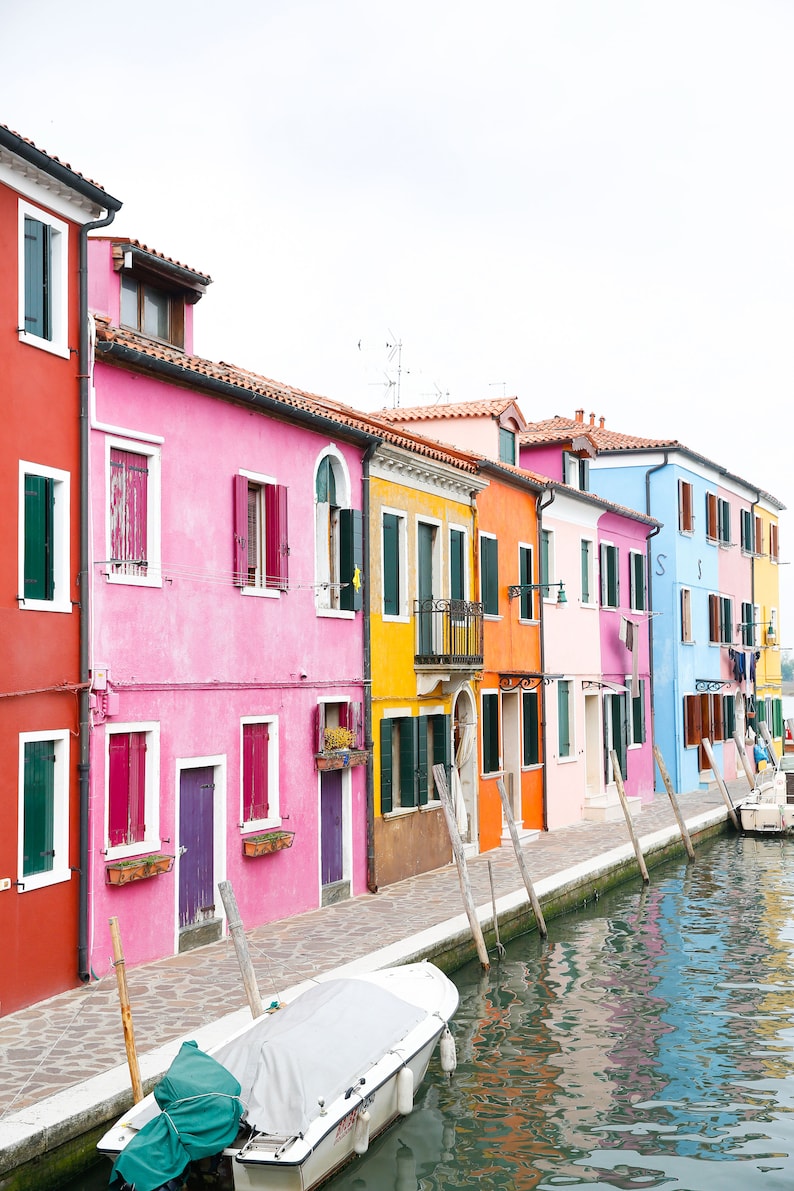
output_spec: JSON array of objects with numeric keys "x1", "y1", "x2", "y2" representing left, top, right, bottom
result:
[{"x1": 265, "y1": 484, "x2": 289, "y2": 591}]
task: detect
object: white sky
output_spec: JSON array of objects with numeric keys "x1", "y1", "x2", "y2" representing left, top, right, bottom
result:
[{"x1": 4, "y1": 0, "x2": 792, "y2": 636}]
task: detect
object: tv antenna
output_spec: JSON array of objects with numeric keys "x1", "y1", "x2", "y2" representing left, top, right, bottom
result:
[{"x1": 385, "y1": 332, "x2": 404, "y2": 407}]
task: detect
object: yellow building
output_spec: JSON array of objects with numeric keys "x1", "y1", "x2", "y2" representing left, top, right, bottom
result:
[
  {"x1": 369, "y1": 440, "x2": 487, "y2": 887},
  {"x1": 749, "y1": 495, "x2": 785, "y2": 756}
]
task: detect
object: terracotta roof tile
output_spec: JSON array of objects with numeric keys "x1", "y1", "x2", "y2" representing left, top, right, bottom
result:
[
  {"x1": 0, "y1": 123, "x2": 117, "y2": 199},
  {"x1": 376, "y1": 397, "x2": 521, "y2": 422},
  {"x1": 93, "y1": 320, "x2": 482, "y2": 475},
  {"x1": 93, "y1": 236, "x2": 212, "y2": 285}
]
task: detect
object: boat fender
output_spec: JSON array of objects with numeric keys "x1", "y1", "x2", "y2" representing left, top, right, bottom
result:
[
  {"x1": 353, "y1": 1108, "x2": 371, "y2": 1154},
  {"x1": 440, "y1": 1025, "x2": 457, "y2": 1073},
  {"x1": 396, "y1": 1064, "x2": 414, "y2": 1114}
]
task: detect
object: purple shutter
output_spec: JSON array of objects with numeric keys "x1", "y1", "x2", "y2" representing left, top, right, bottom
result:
[
  {"x1": 243, "y1": 723, "x2": 269, "y2": 820},
  {"x1": 314, "y1": 703, "x2": 325, "y2": 754},
  {"x1": 265, "y1": 483, "x2": 289, "y2": 591},
  {"x1": 233, "y1": 475, "x2": 248, "y2": 586}
]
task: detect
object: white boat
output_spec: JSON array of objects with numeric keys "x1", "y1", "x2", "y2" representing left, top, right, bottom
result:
[
  {"x1": 98, "y1": 961, "x2": 458, "y2": 1191},
  {"x1": 739, "y1": 766, "x2": 794, "y2": 836}
]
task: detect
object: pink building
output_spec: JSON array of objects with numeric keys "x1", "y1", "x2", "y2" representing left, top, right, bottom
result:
[{"x1": 86, "y1": 239, "x2": 375, "y2": 970}]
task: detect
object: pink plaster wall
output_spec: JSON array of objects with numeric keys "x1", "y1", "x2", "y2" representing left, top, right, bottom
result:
[
  {"x1": 87, "y1": 354, "x2": 368, "y2": 970},
  {"x1": 519, "y1": 443, "x2": 564, "y2": 482}
]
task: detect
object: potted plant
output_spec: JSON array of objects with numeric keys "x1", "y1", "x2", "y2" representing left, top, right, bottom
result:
[
  {"x1": 315, "y1": 726, "x2": 369, "y2": 771},
  {"x1": 105, "y1": 853, "x2": 175, "y2": 885},
  {"x1": 242, "y1": 830, "x2": 295, "y2": 857}
]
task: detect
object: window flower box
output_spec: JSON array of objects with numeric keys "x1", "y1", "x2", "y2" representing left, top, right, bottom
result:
[
  {"x1": 315, "y1": 749, "x2": 369, "y2": 771},
  {"x1": 242, "y1": 830, "x2": 295, "y2": 858},
  {"x1": 105, "y1": 854, "x2": 175, "y2": 885}
]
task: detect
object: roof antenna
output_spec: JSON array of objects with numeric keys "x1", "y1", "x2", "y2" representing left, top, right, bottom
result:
[
  {"x1": 385, "y1": 331, "x2": 403, "y2": 407},
  {"x1": 489, "y1": 381, "x2": 506, "y2": 398}
]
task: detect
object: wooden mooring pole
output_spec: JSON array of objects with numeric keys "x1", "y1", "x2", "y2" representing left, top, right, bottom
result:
[
  {"x1": 487, "y1": 859, "x2": 506, "y2": 958},
  {"x1": 109, "y1": 916, "x2": 143, "y2": 1104},
  {"x1": 433, "y1": 764, "x2": 490, "y2": 971},
  {"x1": 610, "y1": 750, "x2": 650, "y2": 884},
  {"x1": 760, "y1": 722, "x2": 780, "y2": 771},
  {"x1": 733, "y1": 731, "x2": 755, "y2": 790},
  {"x1": 496, "y1": 778, "x2": 548, "y2": 938},
  {"x1": 701, "y1": 737, "x2": 740, "y2": 830},
  {"x1": 652, "y1": 744, "x2": 696, "y2": 861},
  {"x1": 218, "y1": 880, "x2": 265, "y2": 1018}
]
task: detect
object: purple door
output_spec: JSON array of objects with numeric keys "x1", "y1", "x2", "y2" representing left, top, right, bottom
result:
[
  {"x1": 320, "y1": 769, "x2": 343, "y2": 886},
  {"x1": 179, "y1": 766, "x2": 215, "y2": 928}
]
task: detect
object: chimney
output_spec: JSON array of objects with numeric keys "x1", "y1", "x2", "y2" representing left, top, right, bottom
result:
[
  {"x1": 589, "y1": 412, "x2": 596, "y2": 427},
  {"x1": 575, "y1": 408, "x2": 584, "y2": 423},
  {"x1": 599, "y1": 416, "x2": 605, "y2": 429}
]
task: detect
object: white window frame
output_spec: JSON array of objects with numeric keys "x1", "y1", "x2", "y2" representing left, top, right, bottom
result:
[
  {"x1": 240, "y1": 716, "x2": 281, "y2": 831},
  {"x1": 381, "y1": 708, "x2": 415, "y2": 818},
  {"x1": 541, "y1": 528, "x2": 557, "y2": 603},
  {"x1": 381, "y1": 506, "x2": 409, "y2": 623},
  {"x1": 556, "y1": 678, "x2": 575, "y2": 762},
  {"x1": 600, "y1": 541, "x2": 619, "y2": 609},
  {"x1": 18, "y1": 460, "x2": 72, "y2": 613},
  {"x1": 314, "y1": 446, "x2": 354, "y2": 619},
  {"x1": 105, "y1": 436, "x2": 162, "y2": 588},
  {"x1": 17, "y1": 729, "x2": 71, "y2": 892},
  {"x1": 480, "y1": 688, "x2": 502, "y2": 776},
  {"x1": 479, "y1": 530, "x2": 500, "y2": 619},
  {"x1": 18, "y1": 199, "x2": 70, "y2": 359},
  {"x1": 629, "y1": 549, "x2": 647, "y2": 613},
  {"x1": 104, "y1": 722, "x2": 161, "y2": 860},
  {"x1": 448, "y1": 523, "x2": 469, "y2": 600}
]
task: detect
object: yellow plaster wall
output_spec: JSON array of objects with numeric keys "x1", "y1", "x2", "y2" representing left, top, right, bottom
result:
[{"x1": 754, "y1": 508, "x2": 783, "y2": 749}]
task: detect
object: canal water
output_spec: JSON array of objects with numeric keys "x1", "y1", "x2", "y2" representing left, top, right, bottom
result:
[{"x1": 77, "y1": 834, "x2": 794, "y2": 1190}]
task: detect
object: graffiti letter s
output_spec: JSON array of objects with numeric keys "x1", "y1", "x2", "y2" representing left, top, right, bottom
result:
[{"x1": 655, "y1": 553, "x2": 666, "y2": 576}]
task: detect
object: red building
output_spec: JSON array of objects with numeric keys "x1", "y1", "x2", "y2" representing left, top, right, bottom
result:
[{"x1": 0, "y1": 127, "x2": 121, "y2": 1014}]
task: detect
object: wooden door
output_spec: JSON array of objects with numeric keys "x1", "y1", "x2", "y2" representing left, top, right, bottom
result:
[
  {"x1": 320, "y1": 769, "x2": 343, "y2": 887},
  {"x1": 179, "y1": 766, "x2": 215, "y2": 929}
]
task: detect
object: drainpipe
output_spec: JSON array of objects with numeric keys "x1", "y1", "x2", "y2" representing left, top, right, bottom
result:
[
  {"x1": 363, "y1": 441, "x2": 380, "y2": 893},
  {"x1": 644, "y1": 452, "x2": 667, "y2": 790},
  {"x1": 538, "y1": 486, "x2": 556, "y2": 832},
  {"x1": 78, "y1": 209, "x2": 119, "y2": 983}
]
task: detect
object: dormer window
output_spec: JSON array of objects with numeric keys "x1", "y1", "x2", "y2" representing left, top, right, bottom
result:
[
  {"x1": 120, "y1": 274, "x2": 184, "y2": 347},
  {"x1": 564, "y1": 451, "x2": 590, "y2": 491}
]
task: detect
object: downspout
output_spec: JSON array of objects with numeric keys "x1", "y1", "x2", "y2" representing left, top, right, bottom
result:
[
  {"x1": 644, "y1": 452, "x2": 667, "y2": 790},
  {"x1": 363, "y1": 441, "x2": 380, "y2": 893},
  {"x1": 538, "y1": 486, "x2": 556, "y2": 832},
  {"x1": 78, "y1": 209, "x2": 119, "y2": 983}
]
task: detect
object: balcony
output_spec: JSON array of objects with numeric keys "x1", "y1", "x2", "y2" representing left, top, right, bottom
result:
[{"x1": 413, "y1": 599, "x2": 484, "y2": 668}]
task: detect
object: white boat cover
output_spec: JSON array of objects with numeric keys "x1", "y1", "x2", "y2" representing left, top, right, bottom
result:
[{"x1": 212, "y1": 978, "x2": 426, "y2": 1138}]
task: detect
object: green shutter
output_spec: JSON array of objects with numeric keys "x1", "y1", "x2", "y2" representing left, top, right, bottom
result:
[
  {"x1": 632, "y1": 553, "x2": 646, "y2": 611},
  {"x1": 399, "y1": 718, "x2": 417, "y2": 807},
  {"x1": 339, "y1": 508, "x2": 363, "y2": 611},
  {"x1": 24, "y1": 216, "x2": 51, "y2": 340},
  {"x1": 481, "y1": 536, "x2": 498, "y2": 616},
  {"x1": 523, "y1": 690, "x2": 539, "y2": 765},
  {"x1": 632, "y1": 680, "x2": 646, "y2": 744},
  {"x1": 24, "y1": 474, "x2": 54, "y2": 600},
  {"x1": 519, "y1": 546, "x2": 533, "y2": 620},
  {"x1": 450, "y1": 529, "x2": 464, "y2": 601},
  {"x1": 379, "y1": 718, "x2": 393, "y2": 813},
  {"x1": 541, "y1": 530, "x2": 550, "y2": 597},
  {"x1": 433, "y1": 714, "x2": 452, "y2": 797},
  {"x1": 483, "y1": 694, "x2": 499, "y2": 773},
  {"x1": 720, "y1": 500, "x2": 731, "y2": 544},
  {"x1": 416, "y1": 715, "x2": 429, "y2": 805},
  {"x1": 315, "y1": 456, "x2": 336, "y2": 504},
  {"x1": 581, "y1": 540, "x2": 591, "y2": 604},
  {"x1": 723, "y1": 695, "x2": 736, "y2": 738},
  {"x1": 23, "y1": 740, "x2": 55, "y2": 877},
  {"x1": 558, "y1": 682, "x2": 571, "y2": 757},
  {"x1": 741, "y1": 509, "x2": 752, "y2": 552},
  {"x1": 382, "y1": 514, "x2": 400, "y2": 615}
]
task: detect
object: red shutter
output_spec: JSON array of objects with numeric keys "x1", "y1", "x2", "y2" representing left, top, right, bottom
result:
[
  {"x1": 110, "y1": 449, "x2": 148, "y2": 570},
  {"x1": 265, "y1": 483, "x2": 289, "y2": 591},
  {"x1": 684, "y1": 695, "x2": 701, "y2": 747},
  {"x1": 706, "y1": 493, "x2": 718, "y2": 540},
  {"x1": 233, "y1": 475, "x2": 248, "y2": 586},
  {"x1": 708, "y1": 594, "x2": 719, "y2": 642},
  {"x1": 108, "y1": 733, "x2": 129, "y2": 846},
  {"x1": 243, "y1": 723, "x2": 269, "y2": 821},
  {"x1": 314, "y1": 703, "x2": 325, "y2": 754}
]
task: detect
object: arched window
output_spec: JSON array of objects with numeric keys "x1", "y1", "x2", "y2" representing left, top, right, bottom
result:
[{"x1": 314, "y1": 450, "x2": 362, "y2": 613}]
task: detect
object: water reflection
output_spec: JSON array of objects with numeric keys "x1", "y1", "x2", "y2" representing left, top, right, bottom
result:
[
  {"x1": 70, "y1": 836, "x2": 794, "y2": 1191},
  {"x1": 325, "y1": 835, "x2": 794, "y2": 1191}
]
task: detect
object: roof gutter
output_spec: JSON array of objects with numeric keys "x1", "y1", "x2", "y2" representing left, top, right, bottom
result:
[
  {"x1": 78, "y1": 210, "x2": 121, "y2": 985},
  {"x1": 96, "y1": 340, "x2": 377, "y2": 447},
  {"x1": 537, "y1": 486, "x2": 556, "y2": 832},
  {"x1": 0, "y1": 127, "x2": 122, "y2": 213},
  {"x1": 644, "y1": 452, "x2": 667, "y2": 791}
]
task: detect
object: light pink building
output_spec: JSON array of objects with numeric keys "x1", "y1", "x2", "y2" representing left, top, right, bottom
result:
[{"x1": 85, "y1": 239, "x2": 375, "y2": 970}]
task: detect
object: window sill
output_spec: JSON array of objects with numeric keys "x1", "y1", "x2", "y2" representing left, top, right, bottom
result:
[
  {"x1": 383, "y1": 806, "x2": 419, "y2": 819},
  {"x1": 18, "y1": 329, "x2": 70, "y2": 360},
  {"x1": 556, "y1": 755, "x2": 578, "y2": 764},
  {"x1": 15, "y1": 866, "x2": 72, "y2": 893},
  {"x1": 483, "y1": 614, "x2": 502, "y2": 622},
  {"x1": 18, "y1": 598, "x2": 73, "y2": 614},
  {"x1": 106, "y1": 573, "x2": 163, "y2": 588},
  {"x1": 315, "y1": 607, "x2": 356, "y2": 620},
  {"x1": 382, "y1": 614, "x2": 411, "y2": 624},
  {"x1": 241, "y1": 585, "x2": 281, "y2": 599}
]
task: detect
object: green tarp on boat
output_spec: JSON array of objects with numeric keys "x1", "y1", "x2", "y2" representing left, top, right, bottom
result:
[{"x1": 109, "y1": 1040, "x2": 243, "y2": 1191}]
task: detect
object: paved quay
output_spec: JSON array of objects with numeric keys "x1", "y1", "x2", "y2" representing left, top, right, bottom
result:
[{"x1": 0, "y1": 781, "x2": 742, "y2": 1181}]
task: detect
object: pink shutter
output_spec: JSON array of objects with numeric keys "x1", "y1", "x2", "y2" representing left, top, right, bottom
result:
[
  {"x1": 108, "y1": 734, "x2": 130, "y2": 846},
  {"x1": 233, "y1": 475, "x2": 248, "y2": 586},
  {"x1": 128, "y1": 733, "x2": 146, "y2": 841},
  {"x1": 243, "y1": 723, "x2": 269, "y2": 820},
  {"x1": 265, "y1": 483, "x2": 289, "y2": 591},
  {"x1": 110, "y1": 449, "x2": 148, "y2": 570},
  {"x1": 349, "y1": 701, "x2": 363, "y2": 749},
  {"x1": 314, "y1": 703, "x2": 325, "y2": 754}
]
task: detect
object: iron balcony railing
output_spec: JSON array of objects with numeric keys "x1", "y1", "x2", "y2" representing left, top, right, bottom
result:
[{"x1": 413, "y1": 599, "x2": 484, "y2": 667}]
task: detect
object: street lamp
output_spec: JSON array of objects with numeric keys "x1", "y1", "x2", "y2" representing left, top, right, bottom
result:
[{"x1": 507, "y1": 581, "x2": 567, "y2": 605}]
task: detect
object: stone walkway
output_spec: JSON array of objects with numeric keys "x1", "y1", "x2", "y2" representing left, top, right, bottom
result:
[{"x1": 0, "y1": 781, "x2": 740, "y2": 1134}]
